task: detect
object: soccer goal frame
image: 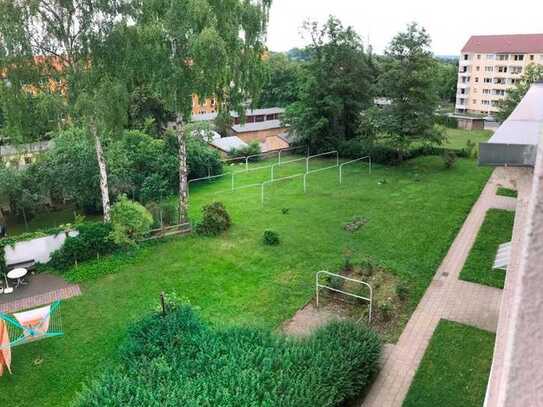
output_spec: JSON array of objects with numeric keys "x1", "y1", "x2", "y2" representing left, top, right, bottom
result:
[{"x1": 339, "y1": 156, "x2": 372, "y2": 184}]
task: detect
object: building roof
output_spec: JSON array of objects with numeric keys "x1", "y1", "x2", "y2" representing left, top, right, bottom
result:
[
  {"x1": 461, "y1": 34, "x2": 543, "y2": 54},
  {"x1": 479, "y1": 81, "x2": 543, "y2": 166},
  {"x1": 191, "y1": 107, "x2": 285, "y2": 123},
  {"x1": 0, "y1": 140, "x2": 52, "y2": 157},
  {"x1": 209, "y1": 136, "x2": 247, "y2": 153},
  {"x1": 487, "y1": 81, "x2": 543, "y2": 146},
  {"x1": 261, "y1": 135, "x2": 289, "y2": 153},
  {"x1": 231, "y1": 120, "x2": 286, "y2": 133},
  {"x1": 230, "y1": 107, "x2": 285, "y2": 118}
]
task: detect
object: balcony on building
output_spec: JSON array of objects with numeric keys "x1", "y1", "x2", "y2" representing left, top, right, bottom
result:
[{"x1": 479, "y1": 81, "x2": 543, "y2": 166}]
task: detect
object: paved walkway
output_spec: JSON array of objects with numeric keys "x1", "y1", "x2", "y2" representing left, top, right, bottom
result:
[
  {"x1": 362, "y1": 170, "x2": 520, "y2": 407},
  {"x1": 0, "y1": 273, "x2": 82, "y2": 313}
]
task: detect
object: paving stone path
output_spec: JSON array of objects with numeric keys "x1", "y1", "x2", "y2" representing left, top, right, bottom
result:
[{"x1": 362, "y1": 169, "x2": 524, "y2": 407}]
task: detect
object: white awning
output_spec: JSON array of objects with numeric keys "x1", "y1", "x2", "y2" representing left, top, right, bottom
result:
[{"x1": 493, "y1": 242, "x2": 512, "y2": 271}]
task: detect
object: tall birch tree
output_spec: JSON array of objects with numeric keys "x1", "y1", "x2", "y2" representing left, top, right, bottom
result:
[{"x1": 129, "y1": 0, "x2": 272, "y2": 224}]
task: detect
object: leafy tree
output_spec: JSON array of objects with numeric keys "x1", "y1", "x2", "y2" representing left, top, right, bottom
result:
[
  {"x1": 127, "y1": 0, "x2": 272, "y2": 224},
  {"x1": 109, "y1": 195, "x2": 153, "y2": 246},
  {"x1": 213, "y1": 111, "x2": 233, "y2": 137},
  {"x1": 43, "y1": 128, "x2": 102, "y2": 213},
  {"x1": 0, "y1": 165, "x2": 45, "y2": 229},
  {"x1": 433, "y1": 60, "x2": 459, "y2": 104},
  {"x1": 128, "y1": 86, "x2": 173, "y2": 137},
  {"x1": 283, "y1": 16, "x2": 374, "y2": 151},
  {"x1": 0, "y1": 0, "x2": 131, "y2": 222},
  {"x1": 367, "y1": 23, "x2": 444, "y2": 158},
  {"x1": 496, "y1": 63, "x2": 543, "y2": 122},
  {"x1": 257, "y1": 52, "x2": 303, "y2": 107}
]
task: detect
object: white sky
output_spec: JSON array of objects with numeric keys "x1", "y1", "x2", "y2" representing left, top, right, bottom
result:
[{"x1": 267, "y1": 0, "x2": 543, "y2": 55}]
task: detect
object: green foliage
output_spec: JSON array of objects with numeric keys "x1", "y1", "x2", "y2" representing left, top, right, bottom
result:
[
  {"x1": 196, "y1": 202, "x2": 231, "y2": 236},
  {"x1": 257, "y1": 52, "x2": 303, "y2": 108},
  {"x1": 496, "y1": 187, "x2": 518, "y2": 198},
  {"x1": 48, "y1": 223, "x2": 117, "y2": 271},
  {"x1": 367, "y1": 23, "x2": 444, "y2": 157},
  {"x1": 433, "y1": 60, "x2": 459, "y2": 103},
  {"x1": 43, "y1": 128, "x2": 102, "y2": 213},
  {"x1": 395, "y1": 281, "x2": 409, "y2": 301},
  {"x1": 228, "y1": 140, "x2": 262, "y2": 160},
  {"x1": 460, "y1": 209, "x2": 514, "y2": 288},
  {"x1": 442, "y1": 150, "x2": 458, "y2": 169},
  {"x1": 110, "y1": 196, "x2": 153, "y2": 246},
  {"x1": 496, "y1": 63, "x2": 543, "y2": 122},
  {"x1": 404, "y1": 321, "x2": 495, "y2": 407},
  {"x1": 213, "y1": 111, "x2": 233, "y2": 137},
  {"x1": 73, "y1": 306, "x2": 381, "y2": 406},
  {"x1": 283, "y1": 17, "x2": 374, "y2": 151},
  {"x1": 263, "y1": 230, "x2": 280, "y2": 246},
  {"x1": 128, "y1": 86, "x2": 173, "y2": 137},
  {"x1": 185, "y1": 135, "x2": 224, "y2": 178}
]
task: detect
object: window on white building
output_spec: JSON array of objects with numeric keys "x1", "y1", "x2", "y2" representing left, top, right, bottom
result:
[
  {"x1": 485, "y1": 66, "x2": 493, "y2": 72},
  {"x1": 513, "y1": 54, "x2": 524, "y2": 61},
  {"x1": 497, "y1": 54, "x2": 509, "y2": 61}
]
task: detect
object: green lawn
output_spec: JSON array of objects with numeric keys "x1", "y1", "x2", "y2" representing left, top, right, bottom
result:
[
  {"x1": 460, "y1": 209, "x2": 515, "y2": 288},
  {"x1": 444, "y1": 128, "x2": 492, "y2": 151},
  {"x1": 403, "y1": 320, "x2": 495, "y2": 407},
  {"x1": 0, "y1": 156, "x2": 492, "y2": 407},
  {"x1": 496, "y1": 187, "x2": 518, "y2": 198}
]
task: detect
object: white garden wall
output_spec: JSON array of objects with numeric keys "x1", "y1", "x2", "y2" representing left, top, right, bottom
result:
[{"x1": 4, "y1": 230, "x2": 78, "y2": 266}]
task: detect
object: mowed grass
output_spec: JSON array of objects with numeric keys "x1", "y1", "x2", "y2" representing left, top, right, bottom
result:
[
  {"x1": 444, "y1": 128, "x2": 492, "y2": 151},
  {"x1": 460, "y1": 209, "x2": 515, "y2": 288},
  {"x1": 403, "y1": 320, "x2": 495, "y2": 407},
  {"x1": 0, "y1": 156, "x2": 492, "y2": 407},
  {"x1": 496, "y1": 187, "x2": 518, "y2": 198}
]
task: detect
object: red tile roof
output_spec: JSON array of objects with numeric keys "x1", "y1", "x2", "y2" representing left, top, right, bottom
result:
[{"x1": 462, "y1": 34, "x2": 543, "y2": 54}]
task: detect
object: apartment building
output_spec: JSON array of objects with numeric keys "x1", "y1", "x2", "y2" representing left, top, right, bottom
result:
[{"x1": 456, "y1": 34, "x2": 543, "y2": 116}]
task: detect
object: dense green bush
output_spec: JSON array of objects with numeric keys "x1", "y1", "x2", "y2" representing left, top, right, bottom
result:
[
  {"x1": 48, "y1": 223, "x2": 118, "y2": 271},
  {"x1": 338, "y1": 139, "x2": 470, "y2": 165},
  {"x1": 145, "y1": 201, "x2": 178, "y2": 228},
  {"x1": 110, "y1": 196, "x2": 154, "y2": 246},
  {"x1": 229, "y1": 140, "x2": 262, "y2": 160},
  {"x1": 74, "y1": 306, "x2": 381, "y2": 406},
  {"x1": 196, "y1": 202, "x2": 231, "y2": 236},
  {"x1": 263, "y1": 230, "x2": 280, "y2": 245}
]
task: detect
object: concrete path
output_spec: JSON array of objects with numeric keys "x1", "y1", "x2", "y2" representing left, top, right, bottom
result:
[
  {"x1": 0, "y1": 273, "x2": 81, "y2": 313},
  {"x1": 362, "y1": 170, "x2": 519, "y2": 407}
]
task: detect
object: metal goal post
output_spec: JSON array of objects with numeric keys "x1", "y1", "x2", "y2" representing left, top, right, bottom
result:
[
  {"x1": 339, "y1": 156, "x2": 372, "y2": 184},
  {"x1": 315, "y1": 270, "x2": 373, "y2": 323}
]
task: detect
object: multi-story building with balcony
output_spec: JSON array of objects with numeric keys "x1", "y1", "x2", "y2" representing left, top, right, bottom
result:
[{"x1": 455, "y1": 34, "x2": 543, "y2": 117}]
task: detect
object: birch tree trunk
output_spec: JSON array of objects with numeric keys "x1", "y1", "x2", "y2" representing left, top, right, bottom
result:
[
  {"x1": 92, "y1": 121, "x2": 112, "y2": 222},
  {"x1": 175, "y1": 113, "x2": 189, "y2": 224}
]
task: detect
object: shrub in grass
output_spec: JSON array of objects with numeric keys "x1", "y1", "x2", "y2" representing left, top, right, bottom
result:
[
  {"x1": 328, "y1": 274, "x2": 345, "y2": 291},
  {"x1": 442, "y1": 150, "x2": 458, "y2": 169},
  {"x1": 110, "y1": 196, "x2": 154, "y2": 246},
  {"x1": 48, "y1": 222, "x2": 118, "y2": 271},
  {"x1": 74, "y1": 306, "x2": 381, "y2": 407},
  {"x1": 196, "y1": 202, "x2": 231, "y2": 236},
  {"x1": 263, "y1": 230, "x2": 280, "y2": 245},
  {"x1": 395, "y1": 281, "x2": 409, "y2": 301}
]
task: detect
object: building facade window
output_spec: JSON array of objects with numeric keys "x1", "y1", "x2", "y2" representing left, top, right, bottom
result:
[
  {"x1": 497, "y1": 54, "x2": 509, "y2": 61},
  {"x1": 484, "y1": 78, "x2": 492, "y2": 83},
  {"x1": 485, "y1": 66, "x2": 493, "y2": 72},
  {"x1": 513, "y1": 54, "x2": 524, "y2": 61}
]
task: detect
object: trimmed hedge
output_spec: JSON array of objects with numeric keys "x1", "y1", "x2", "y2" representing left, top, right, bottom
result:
[
  {"x1": 338, "y1": 140, "x2": 471, "y2": 165},
  {"x1": 48, "y1": 222, "x2": 118, "y2": 271},
  {"x1": 74, "y1": 306, "x2": 381, "y2": 406}
]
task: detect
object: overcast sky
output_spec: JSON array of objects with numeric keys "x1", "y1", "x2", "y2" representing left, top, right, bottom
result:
[{"x1": 267, "y1": 0, "x2": 543, "y2": 55}]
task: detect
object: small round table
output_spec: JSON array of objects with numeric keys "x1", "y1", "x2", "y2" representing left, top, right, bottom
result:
[{"x1": 7, "y1": 268, "x2": 28, "y2": 288}]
